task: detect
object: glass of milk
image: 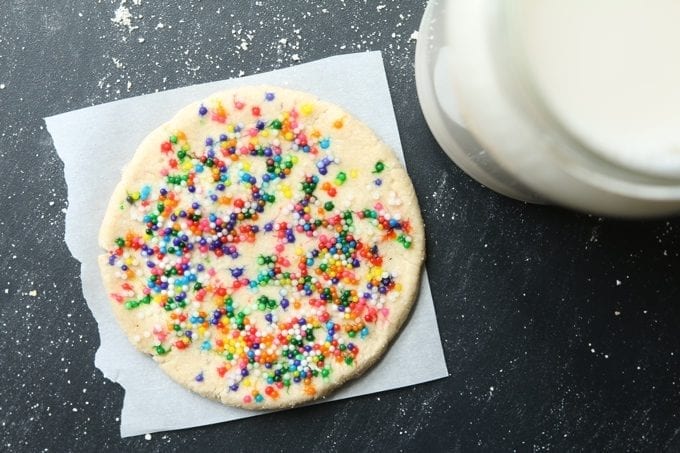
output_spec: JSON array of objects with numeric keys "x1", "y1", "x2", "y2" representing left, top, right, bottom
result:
[{"x1": 416, "y1": 0, "x2": 680, "y2": 217}]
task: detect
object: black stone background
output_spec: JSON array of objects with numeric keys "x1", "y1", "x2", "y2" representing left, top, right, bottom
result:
[{"x1": 2, "y1": 1, "x2": 680, "y2": 451}]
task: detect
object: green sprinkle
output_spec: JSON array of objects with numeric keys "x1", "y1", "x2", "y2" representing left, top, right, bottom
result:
[{"x1": 335, "y1": 171, "x2": 347, "y2": 184}]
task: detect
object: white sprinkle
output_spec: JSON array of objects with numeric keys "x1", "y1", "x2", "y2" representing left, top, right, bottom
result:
[
  {"x1": 144, "y1": 433, "x2": 152, "y2": 440},
  {"x1": 291, "y1": 54, "x2": 300, "y2": 62}
]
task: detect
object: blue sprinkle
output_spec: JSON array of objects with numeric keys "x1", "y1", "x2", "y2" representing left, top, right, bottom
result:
[
  {"x1": 230, "y1": 267, "x2": 244, "y2": 278},
  {"x1": 140, "y1": 185, "x2": 151, "y2": 200}
]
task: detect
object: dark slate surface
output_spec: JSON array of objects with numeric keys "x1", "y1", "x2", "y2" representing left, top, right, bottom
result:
[{"x1": 1, "y1": 1, "x2": 680, "y2": 451}]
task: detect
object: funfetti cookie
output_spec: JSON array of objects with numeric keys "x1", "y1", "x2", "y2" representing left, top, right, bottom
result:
[{"x1": 98, "y1": 86, "x2": 425, "y2": 409}]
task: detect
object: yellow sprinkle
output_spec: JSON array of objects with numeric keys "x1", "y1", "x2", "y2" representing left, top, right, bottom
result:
[
  {"x1": 395, "y1": 283, "x2": 403, "y2": 291},
  {"x1": 260, "y1": 129, "x2": 270, "y2": 138},
  {"x1": 295, "y1": 247, "x2": 304, "y2": 256},
  {"x1": 243, "y1": 378, "x2": 252, "y2": 387},
  {"x1": 300, "y1": 103, "x2": 314, "y2": 115},
  {"x1": 350, "y1": 169, "x2": 358, "y2": 178},
  {"x1": 284, "y1": 131, "x2": 294, "y2": 141},
  {"x1": 182, "y1": 161, "x2": 192, "y2": 171},
  {"x1": 242, "y1": 162, "x2": 251, "y2": 171},
  {"x1": 291, "y1": 155, "x2": 299, "y2": 164}
]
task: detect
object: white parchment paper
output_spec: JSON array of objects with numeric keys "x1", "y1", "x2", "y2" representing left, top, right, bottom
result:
[{"x1": 45, "y1": 52, "x2": 448, "y2": 438}]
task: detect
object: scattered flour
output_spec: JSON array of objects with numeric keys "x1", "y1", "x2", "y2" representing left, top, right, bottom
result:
[{"x1": 111, "y1": 0, "x2": 139, "y2": 32}]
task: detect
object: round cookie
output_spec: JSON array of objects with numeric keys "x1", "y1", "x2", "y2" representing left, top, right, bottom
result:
[{"x1": 99, "y1": 86, "x2": 425, "y2": 409}]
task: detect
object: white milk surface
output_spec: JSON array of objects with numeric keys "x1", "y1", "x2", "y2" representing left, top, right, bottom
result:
[{"x1": 514, "y1": 0, "x2": 680, "y2": 177}]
